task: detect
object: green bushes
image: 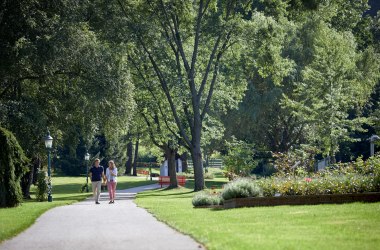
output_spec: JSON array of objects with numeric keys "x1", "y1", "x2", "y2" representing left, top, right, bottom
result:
[
  {"x1": 257, "y1": 174, "x2": 376, "y2": 197},
  {"x1": 221, "y1": 178, "x2": 261, "y2": 200},
  {"x1": 223, "y1": 138, "x2": 257, "y2": 177},
  {"x1": 0, "y1": 127, "x2": 29, "y2": 207},
  {"x1": 193, "y1": 154, "x2": 380, "y2": 207},
  {"x1": 192, "y1": 191, "x2": 222, "y2": 206},
  {"x1": 35, "y1": 170, "x2": 48, "y2": 201},
  {"x1": 257, "y1": 154, "x2": 380, "y2": 197}
]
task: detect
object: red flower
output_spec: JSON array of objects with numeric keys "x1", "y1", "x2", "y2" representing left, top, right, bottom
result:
[{"x1": 305, "y1": 178, "x2": 312, "y2": 182}]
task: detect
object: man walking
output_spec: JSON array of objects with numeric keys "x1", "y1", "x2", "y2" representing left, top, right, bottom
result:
[{"x1": 89, "y1": 158, "x2": 106, "y2": 204}]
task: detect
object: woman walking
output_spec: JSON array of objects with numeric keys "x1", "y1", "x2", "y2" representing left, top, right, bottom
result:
[{"x1": 106, "y1": 160, "x2": 118, "y2": 204}]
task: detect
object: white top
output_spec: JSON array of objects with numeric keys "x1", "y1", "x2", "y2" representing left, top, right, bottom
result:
[{"x1": 106, "y1": 167, "x2": 118, "y2": 182}]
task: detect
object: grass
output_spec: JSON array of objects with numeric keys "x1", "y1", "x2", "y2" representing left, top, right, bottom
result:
[
  {"x1": 0, "y1": 175, "x2": 155, "y2": 243},
  {"x1": 135, "y1": 175, "x2": 380, "y2": 250}
]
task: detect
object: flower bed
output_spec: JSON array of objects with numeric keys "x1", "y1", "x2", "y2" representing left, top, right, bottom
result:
[
  {"x1": 223, "y1": 192, "x2": 380, "y2": 209},
  {"x1": 193, "y1": 155, "x2": 380, "y2": 209}
]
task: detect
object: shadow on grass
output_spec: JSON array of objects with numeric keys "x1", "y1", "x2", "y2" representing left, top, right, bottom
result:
[
  {"x1": 138, "y1": 189, "x2": 195, "y2": 198},
  {"x1": 52, "y1": 194, "x2": 89, "y2": 201},
  {"x1": 185, "y1": 180, "x2": 227, "y2": 189}
]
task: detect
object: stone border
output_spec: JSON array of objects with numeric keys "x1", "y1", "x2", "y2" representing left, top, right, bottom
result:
[
  {"x1": 193, "y1": 205, "x2": 223, "y2": 209},
  {"x1": 223, "y1": 192, "x2": 380, "y2": 209}
]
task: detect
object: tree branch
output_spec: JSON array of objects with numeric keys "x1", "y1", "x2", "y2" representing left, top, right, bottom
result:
[{"x1": 201, "y1": 31, "x2": 232, "y2": 120}]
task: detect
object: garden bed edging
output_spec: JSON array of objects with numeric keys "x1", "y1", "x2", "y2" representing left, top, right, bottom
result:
[{"x1": 223, "y1": 192, "x2": 380, "y2": 209}]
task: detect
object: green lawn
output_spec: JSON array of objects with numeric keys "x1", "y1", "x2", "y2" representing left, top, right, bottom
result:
[
  {"x1": 0, "y1": 175, "x2": 155, "y2": 242},
  {"x1": 135, "y1": 186, "x2": 380, "y2": 250}
]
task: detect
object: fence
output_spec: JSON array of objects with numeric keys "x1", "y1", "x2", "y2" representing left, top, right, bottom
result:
[{"x1": 187, "y1": 158, "x2": 223, "y2": 168}]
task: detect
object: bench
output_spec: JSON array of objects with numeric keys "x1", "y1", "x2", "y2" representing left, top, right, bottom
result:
[
  {"x1": 136, "y1": 169, "x2": 150, "y2": 179},
  {"x1": 158, "y1": 176, "x2": 186, "y2": 187}
]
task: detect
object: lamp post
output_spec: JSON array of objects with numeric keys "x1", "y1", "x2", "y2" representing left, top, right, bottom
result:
[
  {"x1": 84, "y1": 152, "x2": 90, "y2": 192},
  {"x1": 369, "y1": 135, "x2": 380, "y2": 157},
  {"x1": 44, "y1": 131, "x2": 53, "y2": 202}
]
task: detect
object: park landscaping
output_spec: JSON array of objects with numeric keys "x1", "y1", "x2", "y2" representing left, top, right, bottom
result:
[
  {"x1": 192, "y1": 154, "x2": 380, "y2": 209},
  {"x1": 135, "y1": 186, "x2": 380, "y2": 250},
  {"x1": 0, "y1": 175, "x2": 155, "y2": 242}
]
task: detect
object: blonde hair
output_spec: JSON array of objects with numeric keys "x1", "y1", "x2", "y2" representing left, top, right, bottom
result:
[{"x1": 108, "y1": 160, "x2": 116, "y2": 169}]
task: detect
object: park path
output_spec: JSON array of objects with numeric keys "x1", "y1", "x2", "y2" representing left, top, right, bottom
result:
[{"x1": 0, "y1": 184, "x2": 204, "y2": 250}]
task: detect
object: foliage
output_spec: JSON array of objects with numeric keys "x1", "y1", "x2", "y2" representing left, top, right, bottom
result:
[
  {"x1": 35, "y1": 170, "x2": 48, "y2": 201},
  {"x1": 273, "y1": 145, "x2": 319, "y2": 174},
  {"x1": 257, "y1": 154, "x2": 380, "y2": 196},
  {"x1": 258, "y1": 174, "x2": 376, "y2": 197},
  {"x1": 0, "y1": 127, "x2": 28, "y2": 207},
  {"x1": 0, "y1": 0, "x2": 135, "y2": 179},
  {"x1": 192, "y1": 191, "x2": 222, "y2": 207},
  {"x1": 223, "y1": 138, "x2": 257, "y2": 177},
  {"x1": 99, "y1": 0, "x2": 252, "y2": 191},
  {"x1": 223, "y1": 0, "x2": 380, "y2": 160},
  {"x1": 223, "y1": 171, "x2": 238, "y2": 181},
  {"x1": 221, "y1": 178, "x2": 261, "y2": 201},
  {"x1": 57, "y1": 158, "x2": 85, "y2": 176},
  {"x1": 79, "y1": 183, "x2": 89, "y2": 193}
]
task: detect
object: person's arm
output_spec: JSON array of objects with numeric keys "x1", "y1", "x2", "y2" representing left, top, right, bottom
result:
[
  {"x1": 102, "y1": 168, "x2": 107, "y2": 182},
  {"x1": 111, "y1": 169, "x2": 117, "y2": 176}
]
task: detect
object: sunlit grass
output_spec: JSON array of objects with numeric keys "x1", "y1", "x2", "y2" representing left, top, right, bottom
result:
[{"x1": 136, "y1": 177, "x2": 380, "y2": 250}]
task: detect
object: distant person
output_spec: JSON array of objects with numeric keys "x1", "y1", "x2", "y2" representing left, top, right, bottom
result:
[
  {"x1": 106, "y1": 160, "x2": 118, "y2": 204},
  {"x1": 89, "y1": 158, "x2": 106, "y2": 204}
]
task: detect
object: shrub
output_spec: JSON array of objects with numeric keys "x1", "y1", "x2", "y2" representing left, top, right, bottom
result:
[
  {"x1": 0, "y1": 127, "x2": 29, "y2": 207},
  {"x1": 80, "y1": 183, "x2": 89, "y2": 193},
  {"x1": 221, "y1": 178, "x2": 261, "y2": 200},
  {"x1": 35, "y1": 170, "x2": 48, "y2": 201},
  {"x1": 192, "y1": 191, "x2": 222, "y2": 206},
  {"x1": 223, "y1": 138, "x2": 257, "y2": 177},
  {"x1": 257, "y1": 174, "x2": 377, "y2": 197}
]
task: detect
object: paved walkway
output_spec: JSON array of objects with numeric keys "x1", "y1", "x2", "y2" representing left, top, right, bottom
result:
[{"x1": 0, "y1": 184, "x2": 204, "y2": 250}]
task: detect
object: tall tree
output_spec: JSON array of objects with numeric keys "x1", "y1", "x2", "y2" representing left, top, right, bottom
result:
[{"x1": 112, "y1": 0, "x2": 248, "y2": 190}]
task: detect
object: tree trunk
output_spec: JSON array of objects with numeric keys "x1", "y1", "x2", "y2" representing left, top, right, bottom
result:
[
  {"x1": 166, "y1": 144, "x2": 178, "y2": 188},
  {"x1": 180, "y1": 152, "x2": 188, "y2": 172},
  {"x1": 191, "y1": 122, "x2": 205, "y2": 191},
  {"x1": 21, "y1": 157, "x2": 39, "y2": 199},
  {"x1": 125, "y1": 140, "x2": 133, "y2": 175},
  {"x1": 132, "y1": 136, "x2": 139, "y2": 176}
]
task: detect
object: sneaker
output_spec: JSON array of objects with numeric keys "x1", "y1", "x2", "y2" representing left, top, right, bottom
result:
[
  {"x1": 95, "y1": 202, "x2": 100, "y2": 204},
  {"x1": 109, "y1": 201, "x2": 113, "y2": 204},
  {"x1": 112, "y1": 201, "x2": 115, "y2": 203}
]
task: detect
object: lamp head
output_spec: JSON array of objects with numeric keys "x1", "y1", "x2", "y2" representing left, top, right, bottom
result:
[
  {"x1": 44, "y1": 130, "x2": 53, "y2": 149},
  {"x1": 85, "y1": 152, "x2": 90, "y2": 161}
]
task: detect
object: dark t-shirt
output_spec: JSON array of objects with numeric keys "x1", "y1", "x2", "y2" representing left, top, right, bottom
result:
[{"x1": 90, "y1": 166, "x2": 104, "y2": 182}]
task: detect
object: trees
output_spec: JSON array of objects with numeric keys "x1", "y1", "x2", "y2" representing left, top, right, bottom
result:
[
  {"x1": 283, "y1": 19, "x2": 379, "y2": 160},
  {"x1": 113, "y1": 0, "x2": 248, "y2": 190},
  {"x1": 0, "y1": 0, "x2": 135, "y2": 179},
  {"x1": 223, "y1": 1, "x2": 379, "y2": 163}
]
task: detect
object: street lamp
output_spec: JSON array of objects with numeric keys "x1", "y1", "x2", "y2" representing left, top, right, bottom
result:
[
  {"x1": 84, "y1": 152, "x2": 90, "y2": 192},
  {"x1": 369, "y1": 135, "x2": 380, "y2": 157},
  {"x1": 44, "y1": 131, "x2": 53, "y2": 202}
]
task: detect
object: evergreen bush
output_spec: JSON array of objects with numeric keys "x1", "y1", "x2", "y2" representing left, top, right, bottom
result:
[
  {"x1": 221, "y1": 178, "x2": 261, "y2": 201},
  {"x1": 0, "y1": 127, "x2": 29, "y2": 207},
  {"x1": 35, "y1": 169, "x2": 48, "y2": 201},
  {"x1": 192, "y1": 191, "x2": 222, "y2": 206}
]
